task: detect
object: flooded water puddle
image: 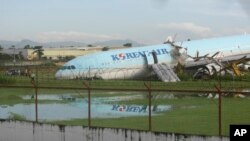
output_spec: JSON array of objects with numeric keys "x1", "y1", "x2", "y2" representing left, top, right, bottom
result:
[{"x1": 0, "y1": 94, "x2": 171, "y2": 121}]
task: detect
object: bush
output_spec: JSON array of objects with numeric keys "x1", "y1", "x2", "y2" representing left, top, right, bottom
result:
[
  {"x1": 0, "y1": 75, "x2": 16, "y2": 84},
  {"x1": 8, "y1": 112, "x2": 26, "y2": 121},
  {"x1": 41, "y1": 61, "x2": 56, "y2": 66},
  {"x1": 177, "y1": 73, "x2": 192, "y2": 81}
]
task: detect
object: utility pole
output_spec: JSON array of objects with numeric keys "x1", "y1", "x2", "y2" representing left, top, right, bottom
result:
[{"x1": 12, "y1": 45, "x2": 16, "y2": 67}]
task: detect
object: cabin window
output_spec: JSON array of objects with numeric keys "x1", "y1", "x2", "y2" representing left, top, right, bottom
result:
[{"x1": 60, "y1": 66, "x2": 67, "y2": 70}]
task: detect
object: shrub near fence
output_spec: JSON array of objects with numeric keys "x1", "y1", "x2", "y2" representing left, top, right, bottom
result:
[{"x1": 0, "y1": 75, "x2": 16, "y2": 84}]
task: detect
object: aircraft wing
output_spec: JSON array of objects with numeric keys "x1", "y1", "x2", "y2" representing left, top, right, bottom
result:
[{"x1": 184, "y1": 53, "x2": 250, "y2": 69}]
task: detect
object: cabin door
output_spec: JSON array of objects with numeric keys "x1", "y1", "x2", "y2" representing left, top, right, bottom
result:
[{"x1": 146, "y1": 51, "x2": 158, "y2": 65}]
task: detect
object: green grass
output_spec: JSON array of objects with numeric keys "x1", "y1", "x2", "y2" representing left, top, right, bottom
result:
[
  {"x1": 2, "y1": 75, "x2": 250, "y2": 92},
  {"x1": 48, "y1": 97, "x2": 250, "y2": 136},
  {"x1": 0, "y1": 67, "x2": 250, "y2": 91},
  {"x1": 1, "y1": 67, "x2": 250, "y2": 91},
  {"x1": 0, "y1": 88, "x2": 79, "y2": 105},
  {"x1": 8, "y1": 112, "x2": 26, "y2": 120},
  {"x1": 0, "y1": 75, "x2": 16, "y2": 84},
  {"x1": 0, "y1": 88, "x2": 32, "y2": 105},
  {"x1": 0, "y1": 83, "x2": 250, "y2": 136},
  {"x1": 0, "y1": 67, "x2": 250, "y2": 136}
]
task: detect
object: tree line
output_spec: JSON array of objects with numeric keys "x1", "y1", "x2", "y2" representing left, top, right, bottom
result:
[{"x1": 0, "y1": 44, "x2": 44, "y2": 61}]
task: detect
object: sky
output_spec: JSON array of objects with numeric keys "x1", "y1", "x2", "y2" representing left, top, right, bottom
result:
[{"x1": 0, "y1": 0, "x2": 250, "y2": 44}]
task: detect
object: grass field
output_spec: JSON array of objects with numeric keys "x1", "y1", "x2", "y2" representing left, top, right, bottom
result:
[
  {"x1": 1, "y1": 66, "x2": 250, "y2": 91},
  {"x1": 50, "y1": 96, "x2": 250, "y2": 136},
  {"x1": 1, "y1": 87, "x2": 249, "y2": 136},
  {"x1": 1, "y1": 67, "x2": 250, "y2": 136},
  {"x1": 1, "y1": 74, "x2": 250, "y2": 93}
]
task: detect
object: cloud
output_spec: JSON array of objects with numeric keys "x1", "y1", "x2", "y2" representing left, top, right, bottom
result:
[
  {"x1": 34, "y1": 31, "x2": 123, "y2": 43},
  {"x1": 215, "y1": 0, "x2": 249, "y2": 18},
  {"x1": 151, "y1": 0, "x2": 169, "y2": 8},
  {"x1": 156, "y1": 22, "x2": 250, "y2": 42},
  {"x1": 237, "y1": 0, "x2": 250, "y2": 18},
  {"x1": 158, "y1": 22, "x2": 212, "y2": 36},
  {"x1": 220, "y1": 27, "x2": 250, "y2": 35}
]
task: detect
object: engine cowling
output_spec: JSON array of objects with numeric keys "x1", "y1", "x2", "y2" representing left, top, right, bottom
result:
[
  {"x1": 193, "y1": 63, "x2": 225, "y2": 79},
  {"x1": 244, "y1": 65, "x2": 250, "y2": 71},
  {"x1": 238, "y1": 64, "x2": 250, "y2": 71}
]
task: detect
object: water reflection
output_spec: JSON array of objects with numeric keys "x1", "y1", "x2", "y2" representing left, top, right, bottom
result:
[{"x1": 0, "y1": 95, "x2": 171, "y2": 121}]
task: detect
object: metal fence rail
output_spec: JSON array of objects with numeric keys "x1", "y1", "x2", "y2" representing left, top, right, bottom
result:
[{"x1": 0, "y1": 66, "x2": 250, "y2": 136}]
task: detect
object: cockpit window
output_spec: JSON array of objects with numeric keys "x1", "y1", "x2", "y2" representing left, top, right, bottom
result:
[
  {"x1": 60, "y1": 66, "x2": 67, "y2": 70},
  {"x1": 60, "y1": 65, "x2": 75, "y2": 70},
  {"x1": 71, "y1": 65, "x2": 76, "y2": 69}
]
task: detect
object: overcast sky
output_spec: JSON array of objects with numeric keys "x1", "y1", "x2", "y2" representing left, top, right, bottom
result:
[{"x1": 0, "y1": 0, "x2": 249, "y2": 44}]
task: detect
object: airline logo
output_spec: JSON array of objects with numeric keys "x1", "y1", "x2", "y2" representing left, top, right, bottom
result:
[
  {"x1": 111, "y1": 48, "x2": 169, "y2": 61},
  {"x1": 118, "y1": 53, "x2": 125, "y2": 60},
  {"x1": 112, "y1": 105, "x2": 147, "y2": 113}
]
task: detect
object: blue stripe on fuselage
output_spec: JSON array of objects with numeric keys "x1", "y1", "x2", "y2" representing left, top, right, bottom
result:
[{"x1": 111, "y1": 48, "x2": 169, "y2": 61}]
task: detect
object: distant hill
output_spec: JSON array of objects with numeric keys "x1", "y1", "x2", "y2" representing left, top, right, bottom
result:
[
  {"x1": 0, "y1": 39, "x2": 145, "y2": 48},
  {"x1": 93, "y1": 39, "x2": 145, "y2": 47},
  {"x1": 0, "y1": 39, "x2": 87, "y2": 48},
  {"x1": 0, "y1": 40, "x2": 19, "y2": 48}
]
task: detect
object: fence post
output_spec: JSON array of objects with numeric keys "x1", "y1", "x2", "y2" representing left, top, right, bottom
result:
[
  {"x1": 83, "y1": 81, "x2": 91, "y2": 127},
  {"x1": 215, "y1": 85, "x2": 222, "y2": 136},
  {"x1": 31, "y1": 79, "x2": 38, "y2": 122},
  {"x1": 144, "y1": 82, "x2": 152, "y2": 131}
]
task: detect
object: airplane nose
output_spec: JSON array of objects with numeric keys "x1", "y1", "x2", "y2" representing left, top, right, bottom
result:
[{"x1": 55, "y1": 70, "x2": 62, "y2": 79}]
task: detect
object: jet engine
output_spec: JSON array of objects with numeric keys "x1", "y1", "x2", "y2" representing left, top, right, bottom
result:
[
  {"x1": 243, "y1": 65, "x2": 250, "y2": 71},
  {"x1": 238, "y1": 63, "x2": 250, "y2": 71},
  {"x1": 193, "y1": 63, "x2": 225, "y2": 79}
]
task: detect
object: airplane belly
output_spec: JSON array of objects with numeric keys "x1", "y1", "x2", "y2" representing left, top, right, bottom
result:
[{"x1": 97, "y1": 67, "x2": 151, "y2": 80}]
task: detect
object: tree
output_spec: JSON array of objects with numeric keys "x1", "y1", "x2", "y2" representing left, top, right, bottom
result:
[
  {"x1": 24, "y1": 44, "x2": 32, "y2": 49},
  {"x1": 65, "y1": 56, "x2": 75, "y2": 61},
  {"x1": 33, "y1": 46, "x2": 44, "y2": 60},
  {"x1": 9, "y1": 45, "x2": 15, "y2": 49},
  {"x1": 0, "y1": 45, "x2": 3, "y2": 60},
  {"x1": 10, "y1": 45, "x2": 16, "y2": 64},
  {"x1": 102, "y1": 46, "x2": 110, "y2": 51},
  {"x1": 18, "y1": 51, "x2": 24, "y2": 60},
  {"x1": 123, "y1": 43, "x2": 132, "y2": 47},
  {"x1": 87, "y1": 44, "x2": 93, "y2": 47},
  {"x1": 57, "y1": 56, "x2": 63, "y2": 61},
  {"x1": 0, "y1": 45, "x2": 13, "y2": 60}
]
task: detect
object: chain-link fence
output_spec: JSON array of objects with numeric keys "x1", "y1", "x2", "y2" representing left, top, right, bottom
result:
[{"x1": 0, "y1": 65, "x2": 250, "y2": 136}]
